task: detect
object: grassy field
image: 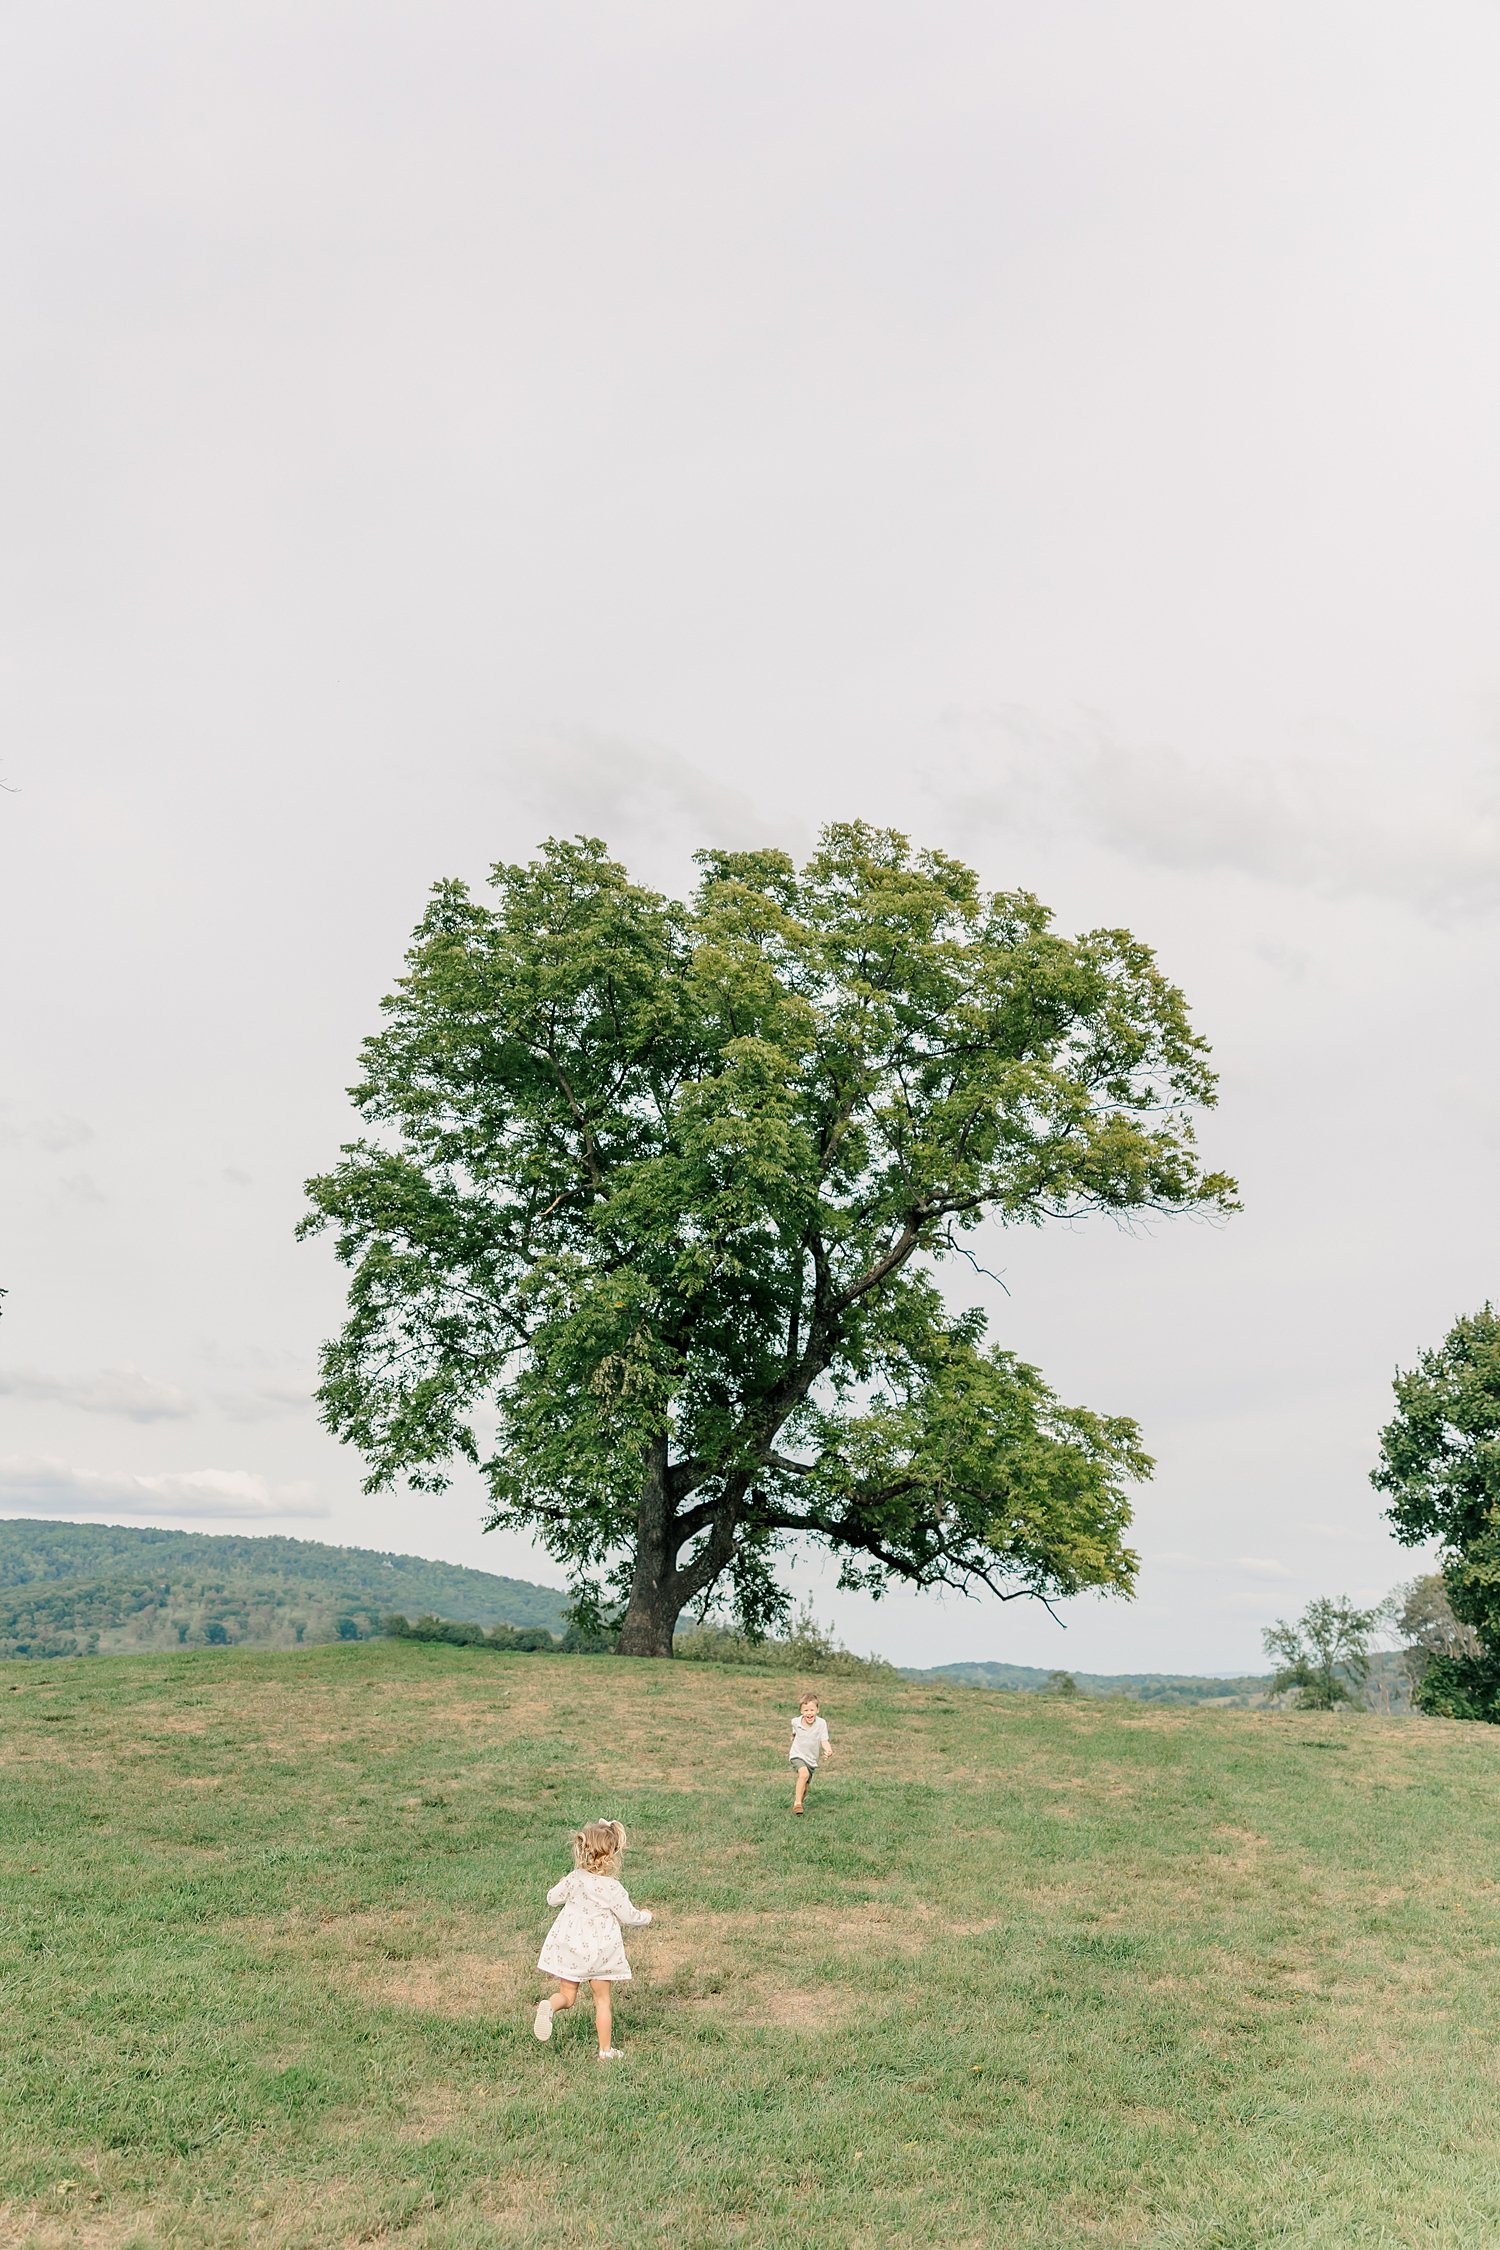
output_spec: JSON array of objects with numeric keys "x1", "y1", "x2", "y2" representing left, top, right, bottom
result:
[{"x1": 4, "y1": 1647, "x2": 1500, "y2": 2249}]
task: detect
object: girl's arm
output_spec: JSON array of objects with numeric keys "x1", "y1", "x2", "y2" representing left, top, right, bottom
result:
[
  {"x1": 546, "y1": 1876, "x2": 570, "y2": 1907},
  {"x1": 608, "y1": 1882, "x2": 653, "y2": 1926}
]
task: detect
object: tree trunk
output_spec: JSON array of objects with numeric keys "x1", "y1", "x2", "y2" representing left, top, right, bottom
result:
[
  {"x1": 615, "y1": 1569, "x2": 682, "y2": 1656},
  {"x1": 616, "y1": 1436, "x2": 683, "y2": 1657}
]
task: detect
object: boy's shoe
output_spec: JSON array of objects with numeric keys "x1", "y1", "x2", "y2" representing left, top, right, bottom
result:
[
  {"x1": 532, "y1": 1999, "x2": 554, "y2": 2041},
  {"x1": 598, "y1": 2047, "x2": 624, "y2": 2062}
]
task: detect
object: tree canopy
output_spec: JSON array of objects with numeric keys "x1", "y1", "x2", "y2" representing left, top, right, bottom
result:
[
  {"x1": 301, "y1": 824, "x2": 1236, "y2": 1654},
  {"x1": 1374, "y1": 1304, "x2": 1500, "y2": 1718}
]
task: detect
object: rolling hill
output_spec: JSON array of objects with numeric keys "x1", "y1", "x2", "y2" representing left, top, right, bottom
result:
[{"x1": 0, "y1": 1518, "x2": 571, "y2": 1660}]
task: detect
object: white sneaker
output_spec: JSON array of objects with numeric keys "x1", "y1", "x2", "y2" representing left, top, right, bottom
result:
[
  {"x1": 598, "y1": 2047, "x2": 624, "y2": 2061},
  {"x1": 533, "y1": 1999, "x2": 554, "y2": 2042}
]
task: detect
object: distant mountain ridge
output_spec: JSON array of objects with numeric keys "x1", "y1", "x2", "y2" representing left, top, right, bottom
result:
[
  {"x1": 0, "y1": 1519, "x2": 571, "y2": 1660},
  {"x1": 904, "y1": 1650, "x2": 1418, "y2": 1710},
  {"x1": 903, "y1": 1660, "x2": 1272, "y2": 1705}
]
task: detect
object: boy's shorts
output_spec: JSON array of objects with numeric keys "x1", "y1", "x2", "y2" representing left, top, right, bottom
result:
[{"x1": 790, "y1": 1757, "x2": 816, "y2": 1778}]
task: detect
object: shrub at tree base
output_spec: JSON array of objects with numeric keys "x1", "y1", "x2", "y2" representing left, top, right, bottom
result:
[
  {"x1": 381, "y1": 1613, "x2": 556, "y2": 1653},
  {"x1": 379, "y1": 1612, "x2": 614, "y2": 1654},
  {"x1": 673, "y1": 1604, "x2": 893, "y2": 1678},
  {"x1": 381, "y1": 1605, "x2": 884, "y2": 1670},
  {"x1": 1407, "y1": 1653, "x2": 1500, "y2": 1723}
]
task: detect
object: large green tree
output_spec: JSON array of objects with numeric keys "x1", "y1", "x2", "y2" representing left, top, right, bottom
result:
[
  {"x1": 1374, "y1": 1305, "x2": 1500, "y2": 1718},
  {"x1": 301, "y1": 824, "x2": 1236, "y2": 1655}
]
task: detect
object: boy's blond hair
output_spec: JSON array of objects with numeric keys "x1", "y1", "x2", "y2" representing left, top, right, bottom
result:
[{"x1": 572, "y1": 1818, "x2": 627, "y2": 1874}]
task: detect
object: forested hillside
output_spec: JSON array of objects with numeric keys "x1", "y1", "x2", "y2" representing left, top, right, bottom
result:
[{"x1": 0, "y1": 1520, "x2": 570, "y2": 1660}]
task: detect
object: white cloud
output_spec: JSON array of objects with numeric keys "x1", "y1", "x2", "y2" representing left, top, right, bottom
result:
[
  {"x1": 936, "y1": 708, "x2": 1500, "y2": 917},
  {"x1": 1224, "y1": 1591, "x2": 1293, "y2": 1617},
  {"x1": 212, "y1": 1379, "x2": 314, "y2": 1423},
  {"x1": 496, "y1": 731, "x2": 799, "y2": 882},
  {"x1": 0, "y1": 1105, "x2": 93, "y2": 1154},
  {"x1": 0, "y1": 1360, "x2": 316, "y2": 1427},
  {"x1": 194, "y1": 1343, "x2": 315, "y2": 1420},
  {"x1": 59, "y1": 1171, "x2": 107, "y2": 1205},
  {"x1": 1147, "y1": 1553, "x2": 1294, "y2": 1582},
  {"x1": 0, "y1": 1364, "x2": 194, "y2": 1422},
  {"x1": 0, "y1": 1457, "x2": 325, "y2": 1519}
]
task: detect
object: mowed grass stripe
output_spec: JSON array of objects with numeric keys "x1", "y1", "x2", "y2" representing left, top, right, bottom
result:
[{"x1": 2, "y1": 1642, "x2": 1499, "y2": 2247}]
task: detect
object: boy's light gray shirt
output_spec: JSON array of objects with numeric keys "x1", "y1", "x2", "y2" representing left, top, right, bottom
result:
[{"x1": 789, "y1": 1714, "x2": 830, "y2": 1766}]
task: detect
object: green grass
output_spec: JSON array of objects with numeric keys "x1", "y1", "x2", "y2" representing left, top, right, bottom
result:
[{"x1": 4, "y1": 1644, "x2": 1500, "y2": 2248}]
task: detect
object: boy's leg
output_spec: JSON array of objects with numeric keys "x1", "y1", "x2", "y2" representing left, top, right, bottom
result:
[
  {"x1": 792, "y1": 1760, "x2": 810, "y2": 1812},
  {"x1": 591, "y1": 1979, "x2": 613, "y2": 2052}
]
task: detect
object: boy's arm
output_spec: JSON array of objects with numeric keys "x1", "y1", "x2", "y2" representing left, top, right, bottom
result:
[{"x1": 820, "y1": 1722, "x2": 833, "y2": 1760}]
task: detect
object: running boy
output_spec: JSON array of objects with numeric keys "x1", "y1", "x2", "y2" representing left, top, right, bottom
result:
[{"x1": 787, "y1": 1694, "x2": 832, "y2": 1814}]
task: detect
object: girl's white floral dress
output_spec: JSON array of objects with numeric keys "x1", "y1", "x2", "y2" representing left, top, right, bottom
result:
[{"x1": 537, "y1": 1869, "x2": 652, "y2": 1982}]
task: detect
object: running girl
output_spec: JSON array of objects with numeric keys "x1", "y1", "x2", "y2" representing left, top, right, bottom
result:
[{"x1": 532, "y1": 1818, "x2": 653, "y2": 2060}]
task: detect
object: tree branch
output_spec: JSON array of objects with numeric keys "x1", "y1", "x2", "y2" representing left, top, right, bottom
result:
[
  {"x1": 670, "y1": 1479, "x2": 745, "y2": 1605},
  {"x1": 834, "y1": 1218, "x2": 923, "y2": 1310},
  {"x1": 751, "y1": 1497, "x2": 1052, "y2": 1609},
  {"x1": 541, "y1": 1039, "x2": 605, "y2": 1191}
]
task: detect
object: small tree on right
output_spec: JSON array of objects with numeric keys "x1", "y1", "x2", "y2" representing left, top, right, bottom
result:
[
  {"x1": 1373, "y1": 1304, "x2": 1500, "y2": 1720},
  {"x1": 1263, "y1": 1596, "x2": 1378, "y2": 1710}
]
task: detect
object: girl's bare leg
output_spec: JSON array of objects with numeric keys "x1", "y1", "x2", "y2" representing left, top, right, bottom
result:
[
  {"x1": 591, "y1": 1979, "x2": 613, "y2": 2052},
  {"x1": 534, "y1": 1978, "x2": 576, "y2": 2040}
]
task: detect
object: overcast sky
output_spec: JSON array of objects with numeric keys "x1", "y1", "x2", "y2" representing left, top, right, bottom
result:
[{"x1": 2, "y1": 1, "x2": 1497, "y2": 1672}]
